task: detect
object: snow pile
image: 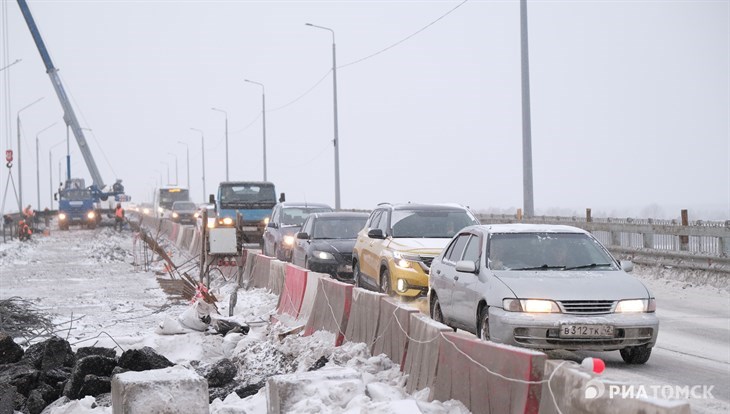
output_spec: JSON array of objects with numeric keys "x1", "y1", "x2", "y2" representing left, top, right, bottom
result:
[{"x1": 88, "y1": 229, "x2": 133, "y2": 263}]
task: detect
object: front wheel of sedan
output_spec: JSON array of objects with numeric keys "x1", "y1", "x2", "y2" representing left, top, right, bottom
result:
[
  {"x1": 478, "y1": 305, "x2": 490, "y2": 341},
  {"x1": 353, "y1": 262, "x2": 363, "y2": 288},
  {"x1": 620, "y1": 345, "x2": 652, "y2": 364}
]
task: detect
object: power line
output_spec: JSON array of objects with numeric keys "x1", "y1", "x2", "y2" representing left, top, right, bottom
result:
[
  {"x1": 268, "y1": 69, "x2": 332, "y2": 113},
  {"x1": 339, "y1": 0, "x2": 469, "y2": 69}
]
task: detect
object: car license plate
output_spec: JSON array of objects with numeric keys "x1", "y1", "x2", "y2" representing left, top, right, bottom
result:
[
  {"x1": 241, "y1": 226, "x2": 258, "y2": 231},
  {"x1": 560, "y1": 324, "x2": 614, "y2": 338}
]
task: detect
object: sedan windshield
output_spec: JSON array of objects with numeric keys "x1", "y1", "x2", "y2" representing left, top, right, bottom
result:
[
  {"x1": 173, "y1": 202, "x2": 196, "y2": 211},
  {"x1": 281, "y1": 207, "x2": 331, "y2": 226},
  {"x1": 312, "y1": 217, "x2": 367, "y2": 239},
  {"x1": 391, "y1": 210, "x2": 478, "y2": 238},
  {"x1": 488, "y1": 233, "x2": 617, "y2": 271}
]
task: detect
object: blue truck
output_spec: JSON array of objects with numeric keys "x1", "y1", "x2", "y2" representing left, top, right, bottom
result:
[
  {"x1": 211, "y1": 181, "x2": 282, "y2": 246},
  {"x1": 56, "y1": 178, "x2": 99, "y2": 230}
]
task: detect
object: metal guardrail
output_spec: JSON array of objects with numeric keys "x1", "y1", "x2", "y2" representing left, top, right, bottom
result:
[{"x1": 475, "y1": 213, "x2": 730, "y2": 273}]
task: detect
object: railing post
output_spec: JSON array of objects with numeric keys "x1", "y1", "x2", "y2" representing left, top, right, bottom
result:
[
  {"x1": 643, "y1": 218, "x2": 655, "y2": 249},
  {"x1": 720, "y1": 221, "x2": 730, "y2": 258},
  {"x1": 517, "y1": 208, "x2": 523, "y2": 221},
  {"x1": 680, "y1": 209, "x2": 689, "y2": 251},
  {"x1": 586, "y1": 208, "x2": 592, "y2": 223}
]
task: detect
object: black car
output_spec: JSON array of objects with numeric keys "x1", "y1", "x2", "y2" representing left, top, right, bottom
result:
[
  {"x1": 170, "y1": 201, "x2": 197, "y2": 225},
  {"x1": 291, "y1": 212, "x2": 369, "y2": 281}
]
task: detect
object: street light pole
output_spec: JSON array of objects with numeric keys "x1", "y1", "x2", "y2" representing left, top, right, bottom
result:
[
  {"x1": 161, "y1": 162, "x2": 170, "y2": 186},
  {"x1": 49, "y1": 139, "x2": 65, "y2": 210},
  {"x1": 190, "y1": 128, "x2": 206, "y2": 202},
  {"x1": 17, "y1": 97, "x2": 44, "y2": 211},
  {"x1": 244, "y1": 80, "x2": 267, "y2": 182},
  {"x1": 306, "y1": 23, "x2": 341, "y2": 210},
  {"x1": 177, "y1": 141, "x2": 190, "y2": 190},
  {"x1": 211, "y1": 108, "x2": 229, "y2": 181},
  {"x1": 520, "y1": 0, "x2": 535, "y2": 218},
  {"x1": 36, "y1": 122, "x2": 58, "y2": 210}
]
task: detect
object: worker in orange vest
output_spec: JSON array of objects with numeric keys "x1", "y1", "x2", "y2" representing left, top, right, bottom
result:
[{"x1": 114, "y1": 203, "x2": 125, "y2": 232}]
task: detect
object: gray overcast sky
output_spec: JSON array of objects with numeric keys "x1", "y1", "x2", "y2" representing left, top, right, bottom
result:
[{"x1": 1, "y1": 0, "x2": 728, "y2": 219}]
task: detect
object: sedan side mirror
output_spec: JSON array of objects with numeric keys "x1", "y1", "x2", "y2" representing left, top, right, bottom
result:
[
  {"x1": 54, "y1": 193, "x2": 58, "y2": 201},
  {"x1": 455, "y1": 260, "x2": 477, "y2": 273},
  {"x1": 296, "y1": 232, "x2": 309, "y2": 240},
  {"x1": 268, "y1": 222, "x2": 278, "y2": 229},
  {"x1": 367, "y1": 228, "x2": 385, "y2": 239},
  {"x1": 620, "y1": 260, "x2": 634, "y2": 272}
]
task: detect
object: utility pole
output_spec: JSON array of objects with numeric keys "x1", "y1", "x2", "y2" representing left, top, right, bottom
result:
[{"x1": 520, "y1": 0, "x2": 535, "y2": 218}]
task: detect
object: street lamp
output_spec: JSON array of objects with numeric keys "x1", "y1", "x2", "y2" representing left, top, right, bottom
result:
[
  {"x1": 167, "y1": 152, "x2": 178, "y2": 186},
  {"x1": 244, "y1": 79, "x2": 267, "y2": 182},
  {"x1": 306, "y1": 23, "x2": 341, "y2": 210},
  {"x1": 211, "y1": 108, "x2": 229, "y2": 181},
  {"x1": 17, "y1": 97, "x2": 44, "y2": 211},
  {"x1": 49, "y1": 139, "x2": 65, "y2": 209},
  {"x1": 190, "y1": 128, "x2": 206, "y2": 202},
  {"x1": 177, "y1": 141, "x2": 190, "y2": 190},
  {"x1": 36, "y1": 122, "x2": 58, "y2": 210}
]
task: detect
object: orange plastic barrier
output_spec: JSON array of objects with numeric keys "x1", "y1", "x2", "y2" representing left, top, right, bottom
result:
[
  {"x1": 431, "y1": 332, "x2": 546, "y2": 414},
  {"x1": 371, "y1": 298, "x2": 418, "y2": 368},
  {"x1": 344, "y1": 288, "x2": 387, "y2": 346},
  {"x1": 303, "y1": 277, "x2": 353, "y2": 346},
  {"x1": 275, "y1": 264, "x2": 308, "y2": 319}
]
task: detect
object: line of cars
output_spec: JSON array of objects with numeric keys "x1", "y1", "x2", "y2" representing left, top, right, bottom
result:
[{"x1": 158, "y1": 191, "x2": 659, "y2": 365}]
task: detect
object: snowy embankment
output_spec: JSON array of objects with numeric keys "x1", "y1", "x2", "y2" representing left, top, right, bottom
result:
[{"x1": 0, "y1": 227, "x2": 469, "y2": 413}]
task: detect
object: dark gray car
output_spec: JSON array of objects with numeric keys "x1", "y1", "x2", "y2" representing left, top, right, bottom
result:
[
  {"x1": 171, "y1": 201, "x2": 197, "y2": 225},
  {"x1": 428, "y1": 224, "x2": 659, "y2": 364}
]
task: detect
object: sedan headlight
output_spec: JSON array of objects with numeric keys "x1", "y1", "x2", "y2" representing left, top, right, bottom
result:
[
  {"x1": 314, "y1": 251, "x2": 335, "y2": 260},
  {"x1": 283, "y1": 235, "x2": 295, "y2": 246},
  {"x1": 503, "y1": 299, "x2": 561, "y2": 313},
  {"x1": 58, "y1": 213, "x2": 67, "y2": 221},
  {"x1": 194, "y1": 212, "x2": 199, "y2": 218},
  {"x1": 263, "y1": 217, "x2": 270, "y2": 225},
  {"x1": 142, "y1": 208, "x2": 150, "y2": 215},
  {"x1": 87, "y1": 211, "x2": 96, "y2": 220},
  {"x1": 615, "y1": 298, "x2": 655, "y2": 313},
  {"x1": 207, "y1": 219, "x2": 216, "y2": 229},
  {"x1": 172, "y1": 212, "x2": 179, "y2": 218},
  {"x1": 158, "y1": 207, "x2": 164, "y2": 213}
]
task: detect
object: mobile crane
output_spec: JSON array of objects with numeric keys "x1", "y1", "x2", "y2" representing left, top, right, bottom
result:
[{"x1": 17, "y1": 0, "x2": 128, "y2": 229}]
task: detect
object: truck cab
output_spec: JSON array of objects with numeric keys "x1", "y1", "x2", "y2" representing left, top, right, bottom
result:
[
  {"x1": 212, "y1": 181, "x2": 280, "y2": 245},
  {"x1": 57, "y1": 178, "x2": 98, "y2": 230}
]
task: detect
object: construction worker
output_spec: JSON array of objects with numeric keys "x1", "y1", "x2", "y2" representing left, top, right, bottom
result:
[
  {"x1": 22, "y1": 204, "x2": 34, "y2": 221},
  {"x1": 114, "y1": 203, "x2": 125, "y2": 232}
]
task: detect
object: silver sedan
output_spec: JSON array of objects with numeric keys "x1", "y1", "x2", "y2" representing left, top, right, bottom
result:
[{"x1": 428, "y1": 224, "x2": 659, "y2": 364}]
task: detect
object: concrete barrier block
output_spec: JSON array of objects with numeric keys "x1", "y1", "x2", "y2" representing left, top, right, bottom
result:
[
  {"x1": 372, "y1": 298, "x2": 419, "y2": 368},
  {"x1": 111, "y1": 365, "x2": 208, "y2": 414},
  {"x1": 268, "y1": 260, "x2": 287, "y2": 295},
  {"x1": 266, "y1": 367, "x2": 364, "y2": 414},
  {"x1": 298, "y1": 271, "x2": 326, "y2": 323},
  {"x1": 276, "y1": 264, "x2": 308, "y2": 319},
  {"x1": 431, "y1": 332, "x2": 546, "y2": 414},
  {"x1": 345, "y1": 288, "x2": 387, "y2": 346},
  {"x1": 251, "y1": 254, "x2": 273, "y2": 289},
  {"x1": 303, "y1": 277, "x2": 353, "y2": 346},
  {"x1": 539, "y1": 360, "x2": 691, "y2": 414},
  {"x1": 404, "y1": 313, "x2": 452, "y2": 393}
]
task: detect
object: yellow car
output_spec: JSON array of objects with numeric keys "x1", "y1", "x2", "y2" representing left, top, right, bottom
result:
[{"x1": 352, "y1": 203, "x2": 479, "y2": 297}]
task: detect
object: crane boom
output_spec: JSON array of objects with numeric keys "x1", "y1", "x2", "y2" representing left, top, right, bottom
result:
[{"x1": 17, "y1": 0, "x2": 105, "y2": 190}]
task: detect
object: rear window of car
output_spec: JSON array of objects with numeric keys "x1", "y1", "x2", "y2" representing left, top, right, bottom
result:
[{"x1": 390, "y1": 209, "x2": 478, "y2": 238}]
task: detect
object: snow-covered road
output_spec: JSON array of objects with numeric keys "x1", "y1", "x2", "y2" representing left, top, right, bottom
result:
[{"x1": 1, "y1": 226, "x2": 728, "y2": 413}]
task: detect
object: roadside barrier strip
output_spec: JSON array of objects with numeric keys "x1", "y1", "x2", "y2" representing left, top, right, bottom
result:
[
  {"x1": 303, "y1": 277, "x2": 353, "y2": 346},
  {"x1": 538, "y1": 360, "x2": 691, "y2": 414},
  {"x1": 275, "y1": 264, "x2": 308, "y2": 319},
  {"x1": 240, "y1": 251, "x2": 256, "y2": 288},
  {"x1": 298, "y1": 271, "x2": 325, "y2": 324},
  {"x1": 267, "y1": 260, "x2": 287, "y2": 296},
  {"x1": 344, "y1": 288, "x2": 387, "y2": 346},
  {"x1": 403, "y1": 313, "x2": 453, "y2": 394},
  {"x1": 251, "y1": 254, "x2": 272, "y2": 289},
  {"x1": 372, "y1": 297, "x2": 419, "y2": 369},
  {"x1": 136, "y1": 222, "x2": 687, "y2": 414},
  {"x1": 432, "y1": 332, "x2": 546, "y2": 414}
]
